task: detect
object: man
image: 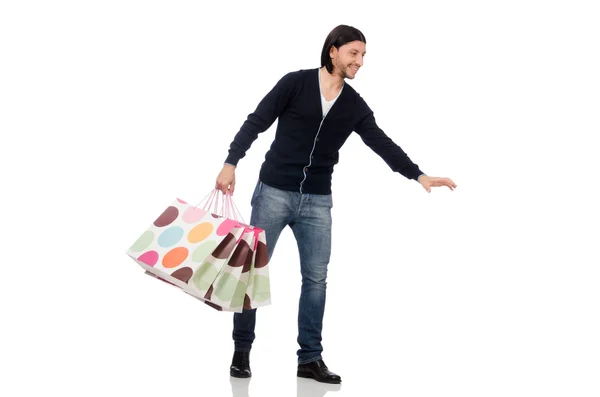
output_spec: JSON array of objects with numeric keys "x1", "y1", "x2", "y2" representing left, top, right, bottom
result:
[{"x1": 215, "y1": 25, "x2": 457, "y2": 384}]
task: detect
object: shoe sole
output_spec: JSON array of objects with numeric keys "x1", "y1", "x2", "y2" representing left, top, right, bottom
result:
[
  {"x1": 297, "y1": 371, "x2": 341, "y2": 384},
  {"x1": 230, "y1": 371, "x2": 251, "y2": 378}
]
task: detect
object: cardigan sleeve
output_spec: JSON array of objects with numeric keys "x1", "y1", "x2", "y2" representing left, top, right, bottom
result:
[
  {"x1": 224, "y1": 72, "x2": 297, "y2": 166},
  {"x1": 353, "y1": 96, "x2": 425, "y2": 181}
]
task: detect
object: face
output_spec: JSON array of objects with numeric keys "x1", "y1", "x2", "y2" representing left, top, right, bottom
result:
[{"x1": 330, "y1": 40, "x2": 366, "y2": 79}]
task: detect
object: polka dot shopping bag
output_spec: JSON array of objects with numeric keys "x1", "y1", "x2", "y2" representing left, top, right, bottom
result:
[{"x1": 126, "y1": 190, "x2": 271, "y2": 313}]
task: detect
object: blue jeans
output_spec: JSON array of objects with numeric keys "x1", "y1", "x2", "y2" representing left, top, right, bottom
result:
[{"x1": 232, "y1": 180, "x2": 333, "y2": 364}]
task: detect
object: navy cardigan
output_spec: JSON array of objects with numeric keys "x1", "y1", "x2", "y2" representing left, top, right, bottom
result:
[{"x1": 225, "y1": 68, "x2": 425, "y2": 195}]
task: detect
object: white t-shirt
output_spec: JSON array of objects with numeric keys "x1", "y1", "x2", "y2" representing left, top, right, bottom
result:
[
  {"x1": 321, "y1": 95, "x2": 337, "y2": 117},
  {"x1": 319, "y1": 69, "x2": 343, "y2": 118}
]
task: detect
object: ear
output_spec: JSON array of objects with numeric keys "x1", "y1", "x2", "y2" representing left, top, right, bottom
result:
[{"x1": 329, "y1": 45, "x2": 337, "y2": 59}]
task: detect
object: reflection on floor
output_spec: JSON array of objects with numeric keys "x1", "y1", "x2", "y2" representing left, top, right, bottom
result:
[{"x1": 230, "y1": 376, "x2": 342, "y2": 397}]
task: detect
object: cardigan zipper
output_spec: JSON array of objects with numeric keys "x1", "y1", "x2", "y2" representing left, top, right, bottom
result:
[
  {"x1": 299, "y1": 115, "x2": 325, "y2": 194},
  {"x1": 300, "y1": 70, "x2": 343, "y2": 194}
]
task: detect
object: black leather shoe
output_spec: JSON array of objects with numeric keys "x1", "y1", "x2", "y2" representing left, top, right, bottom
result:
[
  {"x1": 230, "y1": 351, "x2": 251, "y2": 378},
  {"x1": 297, "y1": 359, "x2": 341, "y2": 384}
]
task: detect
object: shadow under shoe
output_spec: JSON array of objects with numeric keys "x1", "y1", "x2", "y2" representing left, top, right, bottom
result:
[
  {"x1": 297, "y1": 359, "x2": 341, "y2": 384},
  {"x1": 230, "y1": 377, "x2": 251, "y2": 397},
  {"x1": 230, "y1": 351, "x2": 251, "y2": 378},
  {"x1": 297, "y1": 377, "x2": 341, "y2": 397}
]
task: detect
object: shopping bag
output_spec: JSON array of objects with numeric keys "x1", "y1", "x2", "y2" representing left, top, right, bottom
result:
[
  {"x1": 244, "y1": 228, "x2": 271, "y2": 309},
  {"x1": 197, "y1": 227, "x2": 257, "y2": 311},
  {"x1": 126, "y1": 190, "x2": 272, "y2": 312},
  {"x1": 195, "y1": 225, "x2": 271, "y2": 312},
  {"x1": 126, "y1": 194, "x2": 246, "y2": 296}
]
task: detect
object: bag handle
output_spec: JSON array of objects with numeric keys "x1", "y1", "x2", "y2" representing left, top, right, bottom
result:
[{"x1": 195, "y1": 189, "x2": 246, "y2": 224}]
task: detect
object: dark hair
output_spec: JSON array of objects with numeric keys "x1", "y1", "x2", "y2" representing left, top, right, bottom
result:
[{"x1": 321, "y1": 25, "x2": 366, "y2": 73}]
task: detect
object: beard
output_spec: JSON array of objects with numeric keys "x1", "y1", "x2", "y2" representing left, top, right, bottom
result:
[
  {"x1": 334, "y1": 59, "x2": 355, "y2": 79},
  {"x1": 340, "y1": 65, "x2": 350, "y2": 79}
]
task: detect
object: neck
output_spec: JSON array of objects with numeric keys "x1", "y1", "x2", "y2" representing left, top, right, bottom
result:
[{"x1": 320, "y1": 67, "x2": 344, "y2": 91}]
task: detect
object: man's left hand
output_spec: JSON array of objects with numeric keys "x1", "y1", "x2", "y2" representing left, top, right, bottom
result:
[{"x1": 419, "y1": 175, "x2": 457, "y2": 193}]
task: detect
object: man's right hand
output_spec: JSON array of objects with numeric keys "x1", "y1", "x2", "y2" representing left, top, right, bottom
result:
[{"x1": 216, "y1": 164, "x2": 236, "y2": 195}]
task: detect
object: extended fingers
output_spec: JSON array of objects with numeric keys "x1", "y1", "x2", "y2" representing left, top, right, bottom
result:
[
  {"x1": 445, "y1": 178, "x2": 457, "y2": 188},
  {"x1": 430, "y1": 177, "x2": 457, "y2": 190}
]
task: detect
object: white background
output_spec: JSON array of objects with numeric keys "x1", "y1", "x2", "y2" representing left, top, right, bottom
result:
[{"x1": 1, "y1": 1, "x2": 599, "y2": 396}]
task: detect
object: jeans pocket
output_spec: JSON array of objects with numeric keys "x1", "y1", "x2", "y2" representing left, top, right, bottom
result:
[
  {"x1": 322, "y1": 194, "x2": 333, "y2": 209},
  {"x1": 251, "y1": 180, "x2": 263, "y2": 206}
]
